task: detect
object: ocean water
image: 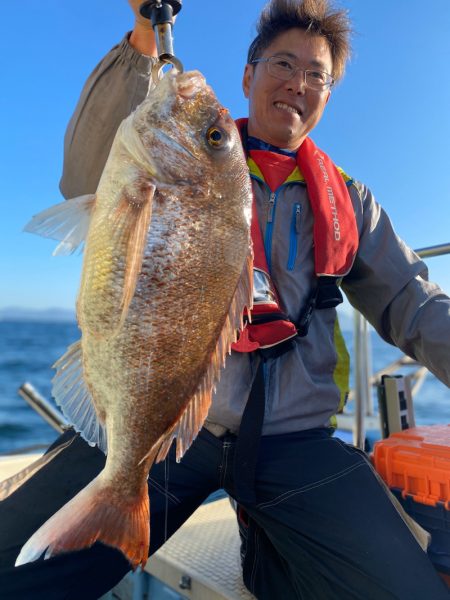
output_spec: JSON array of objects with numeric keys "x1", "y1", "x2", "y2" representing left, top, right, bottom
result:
[
  {"x1": 0, "y1": 320, "x2": 80, "y2": 453},
  {"x1": 0, "y1": 320, "x2": 449, "y2": 454}
]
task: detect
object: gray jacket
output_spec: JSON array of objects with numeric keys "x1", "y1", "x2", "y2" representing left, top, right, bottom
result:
[{"x1": 61, "y1": 35, "x2": 450, "y2": 436}]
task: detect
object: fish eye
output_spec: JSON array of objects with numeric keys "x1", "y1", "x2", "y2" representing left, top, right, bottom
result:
[{"x1": 206, "y1": 127, "x2": 227, "y2": 148}]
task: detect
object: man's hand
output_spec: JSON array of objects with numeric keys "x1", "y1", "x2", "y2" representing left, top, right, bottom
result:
[
  {"x1": 128, "y1": 1, "x2": 153, "y2": 30},
  {"x1": 128, "y1": 1, "x2": 158, "y2": 57}
]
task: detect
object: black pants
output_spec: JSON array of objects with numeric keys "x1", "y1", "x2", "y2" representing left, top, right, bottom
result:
[{"x1": 0, "y1": 428, "x2": 448, "y2": 600}]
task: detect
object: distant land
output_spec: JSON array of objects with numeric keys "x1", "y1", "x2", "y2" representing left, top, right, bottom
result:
[
  {"x1": 0, "y1": 307, "x2": 76, "y2": 323},
  {"x1": 0, "y1": 305, "x2": 355, "y2": 331}
]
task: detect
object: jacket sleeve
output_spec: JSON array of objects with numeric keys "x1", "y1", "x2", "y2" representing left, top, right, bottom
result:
[
  {"x1": 60, "y1": 34, "x2": 156, "y2": 199},
  {"x1": 343, "y1": 183, "x2": 450, "y2": 387}
]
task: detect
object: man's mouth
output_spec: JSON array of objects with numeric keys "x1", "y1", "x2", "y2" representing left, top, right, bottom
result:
[{"x1": 274, "y1": 101, "x2": 302, "y2": 116}]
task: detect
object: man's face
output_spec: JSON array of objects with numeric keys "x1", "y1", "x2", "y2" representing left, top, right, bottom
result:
[{"x1": 242, "y1": 28, "x2": 333, "y2": 150}]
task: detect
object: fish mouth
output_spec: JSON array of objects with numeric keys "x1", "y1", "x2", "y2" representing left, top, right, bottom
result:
[
  {"x1": 274, "y1": 101, "x2": 303, "y2": 117},
  {"x1": 177, "y1": 71, "x2": 206, "y2": 99}
]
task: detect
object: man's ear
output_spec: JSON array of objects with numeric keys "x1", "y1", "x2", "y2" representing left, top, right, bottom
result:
[
  {"x1": 242, "y1": 64, "x2": 253, "y2": 99},
  {"x1": 325, "y1": 89, "x2": 331, "y2": 104}
]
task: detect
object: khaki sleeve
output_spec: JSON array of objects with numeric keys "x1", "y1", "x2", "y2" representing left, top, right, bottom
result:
[{"x1": 60, "y1": 34, "x2": 157, "y2": 199}]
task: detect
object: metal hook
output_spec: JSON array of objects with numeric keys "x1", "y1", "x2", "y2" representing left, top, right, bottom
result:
[
  {"x1": 151, "y1": 56, "x2": 184, "y2": 85},
  {"x1": 140, "y1": 0, "x2": 183, "y2": 80}
]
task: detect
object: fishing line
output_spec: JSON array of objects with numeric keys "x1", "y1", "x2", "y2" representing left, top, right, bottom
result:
[{"x1": 164, "y1": 455, "x2": 169, "y2": 542}]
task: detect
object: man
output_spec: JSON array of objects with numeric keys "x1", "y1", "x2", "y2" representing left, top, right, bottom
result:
[{"x1": 1, "y1": 0, "x2": 449, "y2": 598}]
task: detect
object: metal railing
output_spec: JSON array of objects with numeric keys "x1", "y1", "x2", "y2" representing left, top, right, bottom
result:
[
  {"x1": 13, "y1": 244, "x2": 450, "y2": 451},
  {"x1": 416, "y1": 243, "x2": 450, "y2": 259},
  {"x1": 18, "y1": 382, "x2": 69, "y2": 433}
]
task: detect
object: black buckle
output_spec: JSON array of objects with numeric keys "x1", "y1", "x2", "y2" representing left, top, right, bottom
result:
[{"x1": 297, "y1": 277, "x2": 343, "y2": 337}]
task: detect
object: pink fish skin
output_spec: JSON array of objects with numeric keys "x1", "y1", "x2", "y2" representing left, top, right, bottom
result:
[{"x1": 18, "y1": 70, "x2": 253, "y2": 568}]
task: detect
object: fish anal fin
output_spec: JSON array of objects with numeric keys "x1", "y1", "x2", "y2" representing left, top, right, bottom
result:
[
  {"x1": 15, "y1": 474, "x2": 150, "y2": 570},
  {"x1": 153, "y1": 250, "x2": 253, "y2": 464}
]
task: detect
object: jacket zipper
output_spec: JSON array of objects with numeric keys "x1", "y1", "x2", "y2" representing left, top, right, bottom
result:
[
  {"x1": 249, "y1": 174, "x2": 304, "y2": 272},
  {"x1": 265, "y1": 191, "x2": 277, "y2": 270},
  {"x1": 287, "y1": 203, "x2": 301, "y2": 271}
]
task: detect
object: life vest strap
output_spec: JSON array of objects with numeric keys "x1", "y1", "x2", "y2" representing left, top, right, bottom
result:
[
  {"x1": 297, "y1": 276, "x2": 343, "y2": 338},
  {"x1": 245, "y1": 312, "x2": 291, "y2": 325},
  {"x1": 257, "y1": 337, "x2": 297, "y2": 360}
]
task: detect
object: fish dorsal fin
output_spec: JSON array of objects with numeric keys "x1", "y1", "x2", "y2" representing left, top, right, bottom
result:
[
  {"x1": 24, "y1": 194, "x2": 96, "y2": 255},
  {"x1": 52, "y1": 340, "x2": 107, "y2": 453},
  {"x1": 152, "y1": 251, "x2": 253, "y2": 464},
  {"x1": 78, "y1": 183, "x2": 155, "y2": 336}
]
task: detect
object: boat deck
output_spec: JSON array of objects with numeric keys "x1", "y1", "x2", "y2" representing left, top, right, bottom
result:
[{"x1": 143, "y1": 497, "x2": 254, "y2": 599}]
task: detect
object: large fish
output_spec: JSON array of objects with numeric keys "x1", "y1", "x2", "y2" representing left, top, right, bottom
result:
[{"x1": 15, "y1": 70, "x2": 253, "y2": 568}]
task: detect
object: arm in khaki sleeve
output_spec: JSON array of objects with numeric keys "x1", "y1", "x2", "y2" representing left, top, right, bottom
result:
[
  {"x1": 60, "y1": 33, "x2": 157, "y2": 199},
  {"x1": 342, "y1": 183, "x2": 450, "y2": 387}
]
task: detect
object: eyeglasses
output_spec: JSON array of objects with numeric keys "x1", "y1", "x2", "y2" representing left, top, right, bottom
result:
[{"x1": 251, "y1": 56, "x2": 334, "y2": 91}]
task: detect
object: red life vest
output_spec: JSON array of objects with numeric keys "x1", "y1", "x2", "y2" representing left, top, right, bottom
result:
[{"x1": 232, "y1": 119, "x2": 359, "y2": 355}]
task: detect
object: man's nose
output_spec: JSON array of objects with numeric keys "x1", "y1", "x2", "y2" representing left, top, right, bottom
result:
[{"x1": 286, "y1": 70, "x2": 307, "y2": 94}]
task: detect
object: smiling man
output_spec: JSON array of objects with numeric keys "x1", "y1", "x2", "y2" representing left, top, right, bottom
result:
[
  {"x1": 1, "y1": 1, "x2": 450, "y2": 599},
  {"x1": 243, "y1": 28, "x2": 333, "y2": 150}
]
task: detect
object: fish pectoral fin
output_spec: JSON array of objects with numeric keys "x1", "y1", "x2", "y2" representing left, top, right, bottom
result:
[
  {"x1": 112, "y1": 182, "x2": 155, "y2": 325},
  {"x1": 0, "y1": 436, "x2": 75, "y2": 501},
  {"x1": 52, "y1": 340, "x2": 108, "y2": 453},
  {"x1": 24, "y1": 194, "x2": 96, "y2": 255},
  {"x1": 15, "y1": 474, "x2": 150, "y2": 570},
  {"x1": 153, "y1": 250, "x2": 254, "y2": 465}
]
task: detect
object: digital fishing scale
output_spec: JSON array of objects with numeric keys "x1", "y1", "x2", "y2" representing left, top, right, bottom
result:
[{"x1": 139, "y1": 0, "x2": 184, "y2": 81}]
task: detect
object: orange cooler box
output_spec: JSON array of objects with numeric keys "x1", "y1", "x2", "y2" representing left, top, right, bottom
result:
[{"x1": 372, "y1": 425, "x2": 450, "y2": 575}]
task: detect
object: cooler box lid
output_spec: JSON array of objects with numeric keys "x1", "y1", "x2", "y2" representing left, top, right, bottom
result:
[{"x1": 372, "y1": 425, "x2": 450, "y2": 508}]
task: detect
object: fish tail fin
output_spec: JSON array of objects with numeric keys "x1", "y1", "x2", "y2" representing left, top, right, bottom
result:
[{"x1": 15, "y1": 474, "x2": 150, "y2": 570}]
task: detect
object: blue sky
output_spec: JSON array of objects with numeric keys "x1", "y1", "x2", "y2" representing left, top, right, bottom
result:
[{"x1": 1, "y1": 0, "x2": 449, "y2": 311}]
